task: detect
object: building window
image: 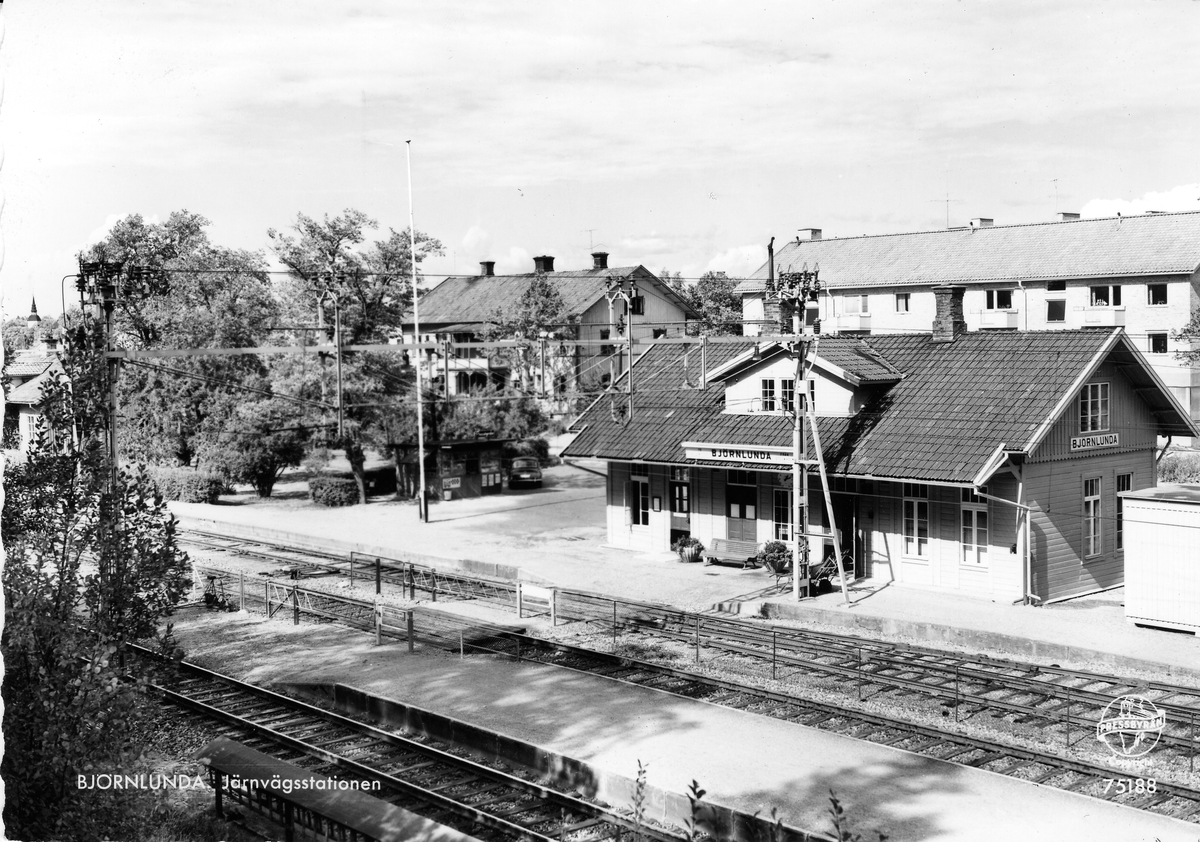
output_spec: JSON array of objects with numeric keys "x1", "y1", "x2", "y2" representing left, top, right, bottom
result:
[
  {"x1": 1083, "y1": 477, "x2": 1102, "y2": 557},
  {"x1": 895, "y1": 293, "x2": 910, "y2": 313},
  {"x1": 600, "y1": 373, "x2": 612, "y2": 390},
  {"x1": 1089, "y1": 285, "x2": 1121, "y2": 307},
  {"x1": 1148, "y1": 284, "x2": 1168, "y2": 306},
  {"x1": 761, "y1": 379, "x2": 776, "y2": 411},
  {"x1": 631, "y1": 464, "x2": 649, "y2": 477},
  {"x1": 1116, "y1": 473, "x2": 1132, "y2": 550},
  {"x1": 985, "y1": 290, "x2": 1013, "y2": 310},
  {"x1": 961, "y1": 487, "x2": 988, "y2": 566},
  {"x1": 844, "y1": 295, "x2": 869, "y2": 315},
  {"x1": 652, "y1": 327, "x2": 667, "y2": 339},
  {"x1": 671, "y1": 480, "x2": 690, "y2": 515},
  {"x1": 1047, "y1": 280, "x2": 1066, "y2": 292},
  {"x1": 600, "y1": 329, "x2": 614, "y2": 356},
  {"x1": 1046, "y1": 300, "x2": 1066, "y2": 323},
  {"x1": 773, "y1": 488, "x2": 793, "y2": 541},
  {"x1": 1149, "y1": 333, "x2": 1168, "y2": 354},
  {"x1": 1079, "y1": 383, "x2": 1110, "y2": 432},
  {"x1": 781, "y1": 379, "x2": 795, "y2": 413},
  {"x1": 903, "y1": 496, "x2": 929, "y2": 558}
]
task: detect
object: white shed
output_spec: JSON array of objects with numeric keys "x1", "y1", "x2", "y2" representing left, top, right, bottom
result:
[{"x1": 1121, "y1": 483, "x2": 1200, "y2": 634}]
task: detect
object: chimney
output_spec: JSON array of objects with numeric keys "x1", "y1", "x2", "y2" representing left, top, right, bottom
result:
[
  {"x1": 930, "y1": 285, "x2": 967, "y2": 343},
  {"x1": 797, "y1": 228, "x2": 822, "y2": 241},
  {"x1": 1056, "y1": 212, "x2": 1080, "y2": 221},
  {"x1": 479, "y1": 261, "x2": 495, "y2": 276},
  {"x1": 970, "y1": 218, "x2": 993, "y2": 228},
  {"x1": 533, "y1": 255, "x2": 555, "y2": 273},
  {"x1": 591, "y1": 251, "x2": 609, "y2": 270}
]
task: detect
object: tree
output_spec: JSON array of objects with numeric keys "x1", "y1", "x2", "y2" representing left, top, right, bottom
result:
[
  {"x1": 658, "y1": 268, "x2": 743, "y2": 335},
  {"x1": 1173, "y1": 314, "x2": 1200, "y2": 365},
  {"x1": 79, "y1": 211, "x2": 280, "y2": 467},
  {"x1": 269, "y1": 209, "x2": 444, "y2": 503},
  {"x1": 2, "y1": 317, "x2": 190, "y2": 841},
  {"x1": 197, "y1": 397, "x2": 310, "y2": 497},
  {"x1": 481, "y1": 273, "x2": 577, "y2": 395}
]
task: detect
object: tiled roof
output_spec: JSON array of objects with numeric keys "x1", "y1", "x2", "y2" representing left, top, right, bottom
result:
[
  {"x1": 412, "y1": 266, "x2": 695, "y2": 328},
  {"x1": 5, "y1": 350, "x2": 58, "y2": 378},
  {"x1": 5, "y1": 363, "x2": 62, "y2": 405},
  {"x1": 737, "y1": 211, "x2": 1200, "y2": 293},
  {"x1": 563, "y1": 330, "x2": 1189, "y2": 483}
]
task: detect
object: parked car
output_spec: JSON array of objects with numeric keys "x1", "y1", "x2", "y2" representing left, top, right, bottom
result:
[{"x1": 508, "y1": 457, "x2": 543, "y2": 489}]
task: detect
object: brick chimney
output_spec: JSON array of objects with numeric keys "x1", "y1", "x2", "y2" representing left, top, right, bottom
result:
[
  {"x1": 479, "y1": 261, "x2": 495, "y2": 276},
  {"x1": 931, "y1": 285, "x2": 967, "y2": 343},
  {"x1": 591, "y1": 251, "x2": 609, "y2": 270},
  {"x1": 970, "y1": 218, "x2": 993, "y2": 228},
  {"x1": 1056, "y1": 212, "x2": 1080, "y2": 221},
  {"x1": 533, "y1": 255, "x2": 555, "y2": 273},
  {"x1": 797, "y1": 228, "x2": 822, "y2": 241}
]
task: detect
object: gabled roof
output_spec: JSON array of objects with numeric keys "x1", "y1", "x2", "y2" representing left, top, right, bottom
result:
[
  {"x1": 737, "y1": 211, "x2": 1200, "y2": 293},
  {"x1": 410, "y1": 265, "x2": 697, "y2": 329},
  {"x1": 5, "y1": 360, "x2": 64, "y2": 405},
  {"x1": 5, "y1": 349, "x2": 58, "y2": 379},
  {"x1": 563, "y1": 330, "x2": 1196, "y2": 484},
  {"x1": 707, "y1": 339, "x2": 902, "y2": 387}
]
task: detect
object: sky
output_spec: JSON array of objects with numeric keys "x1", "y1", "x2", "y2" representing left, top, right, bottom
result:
[{"x1": 2, "y1": 1, "x2": 1200, "y2": 319}]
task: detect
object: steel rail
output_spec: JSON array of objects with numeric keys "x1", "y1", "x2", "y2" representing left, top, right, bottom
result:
[
  {"x1": 183, "y1": 563, "x2": 1200, "y2": 823},
  {"x1": 134, "y1": 644, "x2": 685, "y2": 842}
]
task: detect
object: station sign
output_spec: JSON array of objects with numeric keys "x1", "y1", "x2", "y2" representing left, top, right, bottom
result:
[
  {"x1": 1070, "y1": 432, "x2": 1120, "y2": 452},
  {"x1": 682, "y1": 441, "x2": 794, "y2": 466},
  {"x1": 442, "y1": 476, "x2": 462, "y2": 489}
]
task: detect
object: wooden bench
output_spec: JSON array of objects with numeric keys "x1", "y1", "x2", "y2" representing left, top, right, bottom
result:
[{"x1": 705, "y1": 538, "x2": 761, "y2": 569}]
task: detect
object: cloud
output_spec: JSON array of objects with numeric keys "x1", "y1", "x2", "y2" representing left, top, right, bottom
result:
[
  {"x1": 494, "y1": 246, "x2": 532, "y2": 275},
  {"x1": 704, "y1": 244, "x2": 766, "y2": 278},
  {"x1": 461, "y1": 225, "x2": 492, "y2": 258},
  {"x1": 1081, "y1": 184, "x2": 1200, "y2": 218}
]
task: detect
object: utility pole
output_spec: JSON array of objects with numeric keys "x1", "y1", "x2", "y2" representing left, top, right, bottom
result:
[
  {"x1": 767, "y1": 261, "x2": 851, "y2": 606},
  {"x1": 406, "y1": 141, "x2": 429, "y2": 523}
]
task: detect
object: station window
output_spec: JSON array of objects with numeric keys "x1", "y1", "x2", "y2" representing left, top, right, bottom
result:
[
  {"x1": 1149, "y1": 333, "x2": 1168, "y2": 354},
  {"x1": 1116, "y1": 473, "x2": 1132, "y2": 551},
  {"x1": 895, "y1": 293, "x2": 910, "y2": 313},
  {"x1": 1046, "y1": 300, "x2": 1066, "y2": 323},
  {"x1": 985, "y1": 290, "x2": 1013, "y2": 310},
  {"x1": 1089, "y1": 285, "x2": 1121, "y2": 307},
  {"x1": 1079, "y1": 383, "x2": 1110, "y2": 432},
  {"x1": 1083, "y1": 477, "x2": 1102, "y2": 558},
  {"x1": 903, "y1": 495, "x2": 929, "y2": 558},
  {"x1": 773, "y1": 488, "x2": 793, "y2": 541},
  {"x1": 670, "y1": 467, "x2": 690, "y2": 515},
  {"x1": 960, "y1": 487, "x2": 988, "y2": 566},
  {"x1": 760, "y1": 379, "x2": 776, "y2": 412},
  {"x1": 781, "y1": 379, "x2": 795, "y2": 413},
  {"x1": 1148, "y1": 284, "x2": 1168, "y2": 306}
]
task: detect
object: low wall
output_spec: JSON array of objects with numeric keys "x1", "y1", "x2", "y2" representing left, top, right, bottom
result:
[{"x1": 281, "y1": 682, "x2": 824, "y2": 842}]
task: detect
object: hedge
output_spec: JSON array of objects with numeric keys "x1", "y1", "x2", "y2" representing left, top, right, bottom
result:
[
  {"x1": 503, "y1": 437, "x2": 551, "y2": 464},
  {"x1": 147, "y1": 467, "x2": 226, "y2": 505},
  {"x1": 308, "y1": 475, "x2": 359, "y2": 507}
]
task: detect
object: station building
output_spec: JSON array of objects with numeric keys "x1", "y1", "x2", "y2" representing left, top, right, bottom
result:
[{"x1": 562, "y1": 286, "x2": 1197, "y2": 604}]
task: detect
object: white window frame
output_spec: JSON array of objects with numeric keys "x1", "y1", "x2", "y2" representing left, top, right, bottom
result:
[
  {"x1": 1083, "y1": 476, "x2": 1102, "y2": 558},
  {"x1": 1046, "y1": 299, "x2": 1067, "y2": 323},
  {"x1": 773, "y1": 487, "x2": 792, "y2": 541},
  {"x1": 1089, "y1": 284, "x2": 1122, "y2": 308},
  {"x1": 1080, "y1": 382, "x2": 1110, "y2": 433},
  {"x1": 960, "y1": 487, "x2": 989, "y2": 567},
  {"x1": 781, "y1": 379, "x2": 795, "y2": 413},
  {"x1": 1147, "y1": 284, "x2": 1168, "y2": 306},
  {"x1": 1116, "y1": 473, "x2": 1132, "y2": 551},
  {"x1": 629, "y1": 472, "x2": 650, "y2": 527},
  {"x1": 760, "y1": 379, "x2": 776, "y2": 412},
  {"x1": 902, "y1": 483, "x2": 929, "y2": 558},
  {"x1": 843, "y1": 295, "x2": 869, "y2": 315},
  {"x1": 895, "y1": 293, "x2": 910, "y2": 314},
  {"x1": 985, "y1": 290, "x2": 1013, "y2": 310},
  {"x1": 1148, "y1": 333, "x2": 1168, "y2": 354}
]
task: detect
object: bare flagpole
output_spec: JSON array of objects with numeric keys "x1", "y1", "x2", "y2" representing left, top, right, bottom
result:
[{"x1": 406, "y1": 140, "x2": 428, "y2": 523}]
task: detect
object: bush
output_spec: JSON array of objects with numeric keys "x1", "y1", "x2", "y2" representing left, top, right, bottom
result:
[
  {"x1": 308, "y1": 475, "x2": 359, "y2": 507},
  {"x1": 671, "y1": 535, "x2": 705, "y2": 553},
  {"x1": 1158, "y1": 453, "x2": 1200, "y2": 484},
  {"x1": 757, "y1": 540, "x2": 793, "y2": 572},
  {"x1": 504, "y1": 437, "x2": 551, "y2": 465},
  {"x1": 147, "y1": 466, "x2": 226, "y2": 504}
]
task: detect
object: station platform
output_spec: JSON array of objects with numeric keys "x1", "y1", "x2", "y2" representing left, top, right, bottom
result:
[
  {"x1": 171, "y1": 456, "x2": 1200, "y2": 684},
  {"x1": 170, "y1": 609, "x2": 1198, "y2": 842}
]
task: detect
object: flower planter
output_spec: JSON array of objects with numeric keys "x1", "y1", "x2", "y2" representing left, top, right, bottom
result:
[{"x1": 678, "y1": 546, "x2": 704, "y2": 563}]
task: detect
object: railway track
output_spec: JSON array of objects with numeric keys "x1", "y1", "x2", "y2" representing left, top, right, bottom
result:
[
  {"x1": 180, "y1": 529, "x2": 1200, "y2": 822},
  {"x1": 181, "y1": 527, "x2": 1200, "y2": 753},
  {"x1": 138, "y1": 645, "x2": 688, "y2": 842}
]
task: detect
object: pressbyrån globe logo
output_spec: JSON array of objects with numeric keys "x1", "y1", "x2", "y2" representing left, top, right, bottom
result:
[{"x1": 1095, "y1": 694, "x2": 1166, "y2": 758}]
